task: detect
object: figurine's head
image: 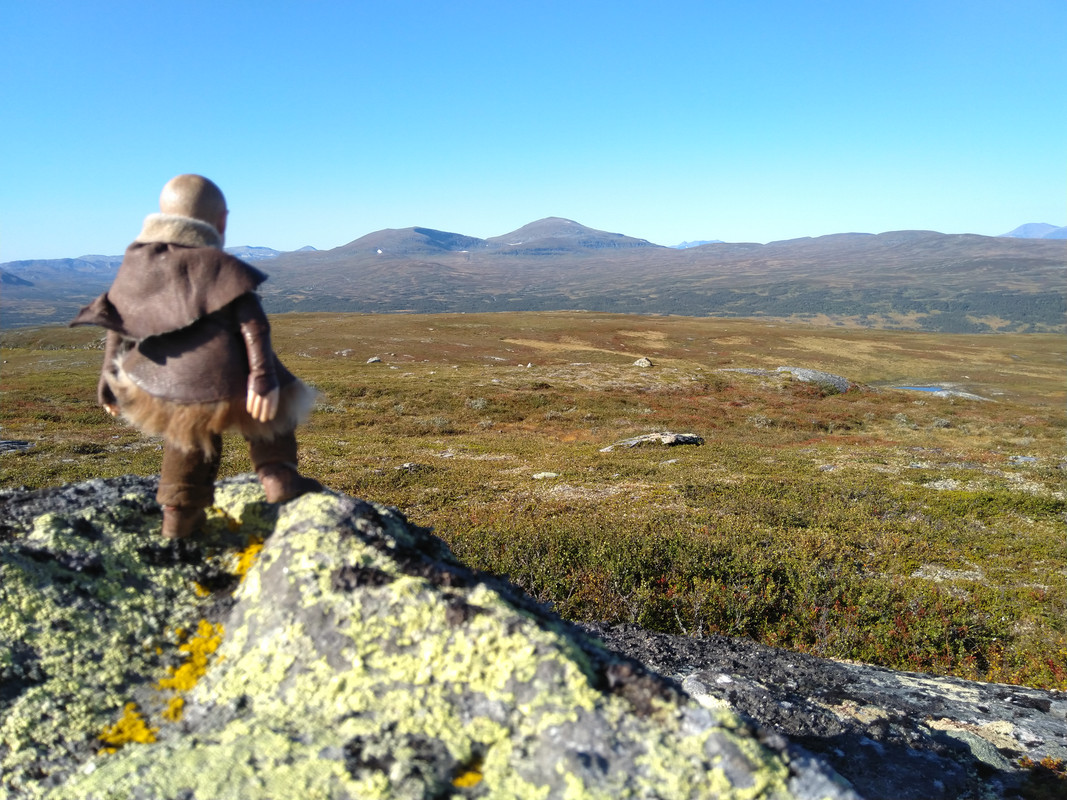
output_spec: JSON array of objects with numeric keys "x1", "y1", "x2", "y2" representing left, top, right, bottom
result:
[{"x1": 159, "y1": 174, "x2": 228, "y2": 236}]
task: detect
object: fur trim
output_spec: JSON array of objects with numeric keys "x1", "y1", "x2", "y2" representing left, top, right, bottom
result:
[
  {"x1": 107, "y1": 367, "x2": 318, "y2": 456},
  {"x1": 135, "y1": 213, "x2": 224, "y2": 249}
]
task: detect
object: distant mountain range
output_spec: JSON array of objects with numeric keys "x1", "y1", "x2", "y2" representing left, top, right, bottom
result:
[
  {"x1": 999, "y1": 223, "x2": 1067, "y2": 240},
  {"x1": 226, "y1": 244, "x2": 318, "y2": 261},
  {"x1": 670, "y1": 240, "x2": 725, "y2": 249},
  {"x1": 2, "y1": 220, "x2": 1063, "y2": 333}
]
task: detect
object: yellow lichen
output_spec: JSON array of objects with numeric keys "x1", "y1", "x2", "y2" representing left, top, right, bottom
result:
[
  {"x1": 232, "y1": 536, "x2": 265, "y2": 582},
  {"x1": 162, "y1": 696, "x2": 185, "y2": 722},
  {"x1": 153, "y1": 535, "x2": 259, "y2": 725},
  {"x1": 452, "y1": 756, "x2": 484, "y2": 788},
  {"x1": 98, "y1": 702, "x2": 158, "y2": 754},
  {"x1": 158, "y1": 619, "x2": 225, "y2": 693}
]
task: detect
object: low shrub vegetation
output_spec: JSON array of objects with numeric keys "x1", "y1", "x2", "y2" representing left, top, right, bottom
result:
[{"x1": 2, "y1": 312, "x2": 1064, "y2": 689}]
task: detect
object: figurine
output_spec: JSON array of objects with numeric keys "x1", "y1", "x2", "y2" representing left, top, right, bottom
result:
[{"x1": 72, "y1": 174, "x2": 320, "y2": 538}]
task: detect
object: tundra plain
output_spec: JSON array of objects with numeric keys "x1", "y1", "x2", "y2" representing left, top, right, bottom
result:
[{"x1": 1, "y1": 312, "x2": 1064, "y2": 691}]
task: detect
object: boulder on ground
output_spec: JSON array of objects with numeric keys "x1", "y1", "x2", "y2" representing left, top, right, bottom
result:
[
  {"x1": 599, "y1": 432, "x2": 705, "y2": 452},
  {"x1": 774, "y1": 368, "x2": 852, "y2": 394}
]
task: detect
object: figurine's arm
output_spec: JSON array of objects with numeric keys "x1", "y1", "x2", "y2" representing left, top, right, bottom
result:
[
  {"x1": 235, "y1": 293, "x2": 280, "y2": 422},
  {"x1": 100, "y1": 330, "x2": 121, "y2": 417}
]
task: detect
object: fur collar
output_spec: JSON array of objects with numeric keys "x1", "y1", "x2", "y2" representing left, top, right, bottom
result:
[{"x1": 135, "y1": 213, "x2": 224, "y2": 249}]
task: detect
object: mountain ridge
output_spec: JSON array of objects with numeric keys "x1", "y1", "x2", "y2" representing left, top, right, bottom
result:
[
  {"x1": 1000, "y1": 222, "x2": 1067, "y2": 239},
  {"x1": 4, "y1": 219, "x2": 1061, "y2": 269},
  {"x1": 2, "y1": 222, "x2": 1064, "y2": 333}
]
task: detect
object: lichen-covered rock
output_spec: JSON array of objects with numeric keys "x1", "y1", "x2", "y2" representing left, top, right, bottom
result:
[
  {"x1": 774, "y1": 368, "x2": 851, "y2": 394},
  {"x1": 0, "y1": 476, "x2": 276, "y2": 798},
  {"x1": 586, "y1": 623, "x2": 1067, "y2": 800},
  {"x1": 715, "y1": 368, "x2": 853, "y2": 395},
  {"x1": 1, "y1": 476, "x2": 854, "y2": 800}
]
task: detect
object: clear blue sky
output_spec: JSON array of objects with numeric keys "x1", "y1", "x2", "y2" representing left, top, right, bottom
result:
[{"x1": 2, "y1": 0, "x2": 1064, "y2": 261}]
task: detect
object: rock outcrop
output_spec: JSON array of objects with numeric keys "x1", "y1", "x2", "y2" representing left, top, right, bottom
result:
[
  {"x1": 599, "y1": 432, "x2": 705, "y2": 453},
  {"x1": 717, "y1": 368, "x2": 853, "y2": 394},
  {"x1": 1, "y1": 476, "x2": 853, "y2": 800},
  {"x1": 584, "y1": 625, "x2": 1067, "y2": 800}
]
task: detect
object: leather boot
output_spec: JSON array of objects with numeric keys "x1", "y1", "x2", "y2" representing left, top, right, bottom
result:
[
  {"x1": 161, "y1": 506, "x2": 207, "y2": 539},
  {"x1": 250, "y1": 431, "x2": 322, "y2": 503},
  {"x1": 256, "y1": 463, "x2": 324, "y2": 504},
  {"x1": 157, "y1": 437, "x2": 220, "y2": 539}
]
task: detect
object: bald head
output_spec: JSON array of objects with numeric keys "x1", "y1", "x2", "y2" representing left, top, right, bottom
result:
[{"x1": 159, "y1": 174, "x2": 228, "y2": 234}]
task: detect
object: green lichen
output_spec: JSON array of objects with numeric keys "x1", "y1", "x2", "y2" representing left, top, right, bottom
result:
[{"x1": 0, "y1": 478, "x2": 275, "y2": 799}]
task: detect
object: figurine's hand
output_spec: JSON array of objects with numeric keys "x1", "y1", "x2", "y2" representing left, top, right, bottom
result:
[{"x1": 247, "y1": 387, "x2": 280, "y2": 423}]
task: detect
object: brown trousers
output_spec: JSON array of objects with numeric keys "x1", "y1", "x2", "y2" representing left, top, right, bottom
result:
[{"x1": 158, "y1": 431, "x2": 300, "y2": 509}]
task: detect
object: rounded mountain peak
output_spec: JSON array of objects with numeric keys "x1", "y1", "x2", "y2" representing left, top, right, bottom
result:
[
  {"x1": 338, "y1": 226, "x2": 485, "y2": 256},
  {"x1": 487, "y1": 218, "x2": 658, "y2": 251}
]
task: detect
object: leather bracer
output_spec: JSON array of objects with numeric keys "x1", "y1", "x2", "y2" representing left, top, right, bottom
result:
[{"x1": 235, "y1": 294, "x2": 279, "y2": 398}]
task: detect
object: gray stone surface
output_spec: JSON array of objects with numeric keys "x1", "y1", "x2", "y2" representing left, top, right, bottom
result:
[
  {"x1": 584, "y1": 623, "x2": 1067, "y2": 800},
  {"x1": 774, "y1": 368, "x2": 852, "y2": 394},
  {"x1": 716, "y1": 368, "x2": 853, "y2": 394}
]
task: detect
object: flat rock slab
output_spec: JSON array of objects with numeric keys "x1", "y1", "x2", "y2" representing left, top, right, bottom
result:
[
  {"x1": 599, "y1": 432, "x2": 705, "y2": 452},
  {"x1": 717, "y1": 368, "x2": 853, "y2": 394},
  {"x1": 774, "y1": 368, "x2": 852, "y2": 393}
]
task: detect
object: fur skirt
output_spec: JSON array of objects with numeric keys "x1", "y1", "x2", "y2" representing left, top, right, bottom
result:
[{"x1": 108, "y1": 368, "x2": 318, "y2": 456}]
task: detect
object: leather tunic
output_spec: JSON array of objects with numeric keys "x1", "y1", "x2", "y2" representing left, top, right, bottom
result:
[{"x1": 72, "y1": 241, "x2": 294, "y2": 404}]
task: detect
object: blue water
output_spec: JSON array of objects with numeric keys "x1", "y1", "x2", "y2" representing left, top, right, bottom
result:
[{"x1": 897, "y1": 386, "x2": 943, "y2": 392}]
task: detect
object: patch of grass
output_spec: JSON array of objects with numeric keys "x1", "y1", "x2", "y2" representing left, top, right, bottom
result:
[
  {"x1": 446, "y1": 469, "x2": 1065, "y2": 687},
  {"x1": 3, "y1": 313, "x2": 1064, "y2": 689}
]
